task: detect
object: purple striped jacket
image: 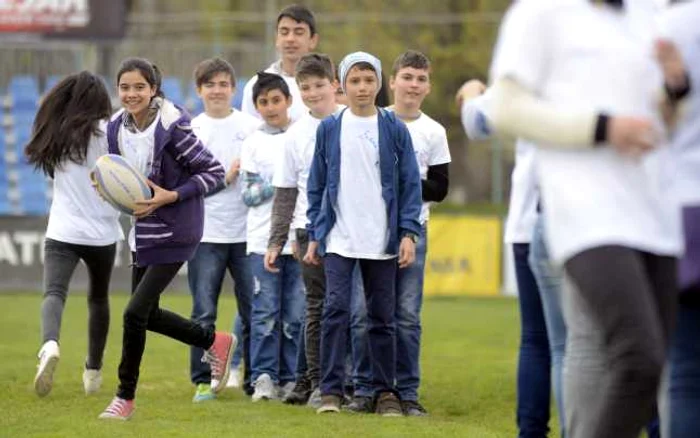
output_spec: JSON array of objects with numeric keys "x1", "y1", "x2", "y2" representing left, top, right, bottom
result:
[{"x1": 107, "y1": 99, "x2": 225, "y2": 266}]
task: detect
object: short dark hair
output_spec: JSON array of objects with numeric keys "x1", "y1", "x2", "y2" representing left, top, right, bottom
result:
[
  {"x1": 277, "y1": 4, "x2": 316, "y2": 36},
  {"x1": 391, "y1": 50, "x2": 431, "y2": 76},
  {"x1": 117, "y1": 57, "x2": 164, "y2": 98},
  {"x1": 295, "y1": 53, "x2": 335, "y2": 83},
  {"x1": 194, "y1": 57, "x2": 237, "y2": 88},
  {"x1": 252, "y1": 72, "x2": 291, "y2": 105}
]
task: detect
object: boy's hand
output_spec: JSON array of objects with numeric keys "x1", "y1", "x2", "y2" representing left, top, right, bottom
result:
[
  {"x1": 655, "y1": 39, "x2": 688, "y2": 91},
  {"x1": 291, "y1": 240, "x2": 301, "y2": 261},
  {"x1": 607, "y1": 116, "x2": 657, "y2": 159},
  {"x1": 456, "y1": 80, "x2": 486, "y2": 106},
  {"x1": 303, "y1": 241, "x2": 321, "y2": 266},
  {"x1": 226, "y1": 159, "x2": 241, "y2": 185},
  {"x1": 264, "y1": 247, "x2": 281, "y2": 273},
  {"x1": 398, "y1": 237, "x2": 416, "y2": 269}
]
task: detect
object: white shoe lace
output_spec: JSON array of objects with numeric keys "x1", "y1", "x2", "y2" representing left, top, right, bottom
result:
[
  {"x1": 104, "y1": 398, "x2": 129, "y2": 416},
  {"x1": 201, "y1": 350, "x2": 224, "y2": 379}
]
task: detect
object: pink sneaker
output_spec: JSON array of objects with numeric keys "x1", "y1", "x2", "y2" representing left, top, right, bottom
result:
[
  {"x1": 98, "y1": 396, "x2": 135, "y2": 420},
  {"x1": 203, "y1": 331, "x2": 236, "y2": 393}
]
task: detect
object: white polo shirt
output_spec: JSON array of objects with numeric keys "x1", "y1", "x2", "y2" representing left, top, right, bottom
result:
[{"x1": 491, "y1": 0, "x2": 682, "y2": 263}]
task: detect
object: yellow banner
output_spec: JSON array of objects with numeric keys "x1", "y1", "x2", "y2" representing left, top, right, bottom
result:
[{"x1": 424, "y1": 215, "x2": 502, "y2": 296}]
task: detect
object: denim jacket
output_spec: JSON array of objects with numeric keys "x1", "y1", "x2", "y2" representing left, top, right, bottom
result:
[{"x1": 306, "y1": 107, "x2": 422, "y2": 256}]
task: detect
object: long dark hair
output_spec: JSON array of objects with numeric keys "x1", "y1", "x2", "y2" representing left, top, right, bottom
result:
[
  {"x1": 116, "y1": 57, "x2": 164, "y2": 99},
  {"x1": 25, "y1": 71, "x2": 112, "y2": 177}
]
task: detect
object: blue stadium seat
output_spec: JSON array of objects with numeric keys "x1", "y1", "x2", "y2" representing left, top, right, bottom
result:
[
  {"x1": 161, "y1": 77, "x2": 185, "y2": 107},
  {"x1": 9, "y1": 75, "x2": 40, "y2": 111},
  {"x1": 188, "y1": 82, "x2": 205, "y2": 116},
  {"x1": 0, "y1": 191, "x2": 11, "y2": 215},
  {"x1": 232, "y1": 77, "x2": 248, "y2": 110},
  {"x1": 44, "y1": 75, "x2": 63, "y2": 94}
]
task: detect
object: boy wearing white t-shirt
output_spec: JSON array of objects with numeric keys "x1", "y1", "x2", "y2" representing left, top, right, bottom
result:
[
  {"x1": 264, "y1": 53, "x2": 341, "y2": 406},
  {"x1": 305, "y1": 52, "x2": 422, "y2": 416},
  {"x1": 187, "y1": 58, "x2": 261, "y2": 402},
  {"x1": 240, "y1": 72, "x2": 305, "y2": 402},
  {"x1": 386, "y1": 50, "x2": 450, "y2": 416}
]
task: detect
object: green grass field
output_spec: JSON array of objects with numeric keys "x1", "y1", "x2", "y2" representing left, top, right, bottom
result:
[{"x1": 0, "y1": 293, "x2": 558, "y2": 438}]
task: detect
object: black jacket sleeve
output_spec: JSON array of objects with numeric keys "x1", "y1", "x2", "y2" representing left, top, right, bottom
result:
[{"x1": 421, "y1": 163, "x2": 449, "y2": 203}]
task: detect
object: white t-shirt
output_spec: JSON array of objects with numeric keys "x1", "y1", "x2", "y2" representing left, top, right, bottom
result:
[
  {"x1": 46, "y1": 124, "x2": 123, "y2": 246},
  {"x1": 241, "y1": 62, "x2": 307, "y2": 123},
  {"x1": 326, "y1": 112, "x2": 394, "y2": 260},
  {"x1": 400, "y1": 112, "x2": 451, "y2": 224},
  {"x1": 119, "y1": 116, "x2": 158, "y2": 252},
  {"x1": 491, "y1": 0, "x2": 682, "y2": 263},
  {"x1": 240, "y1": 128, "x2": 294, "y2": 255},
  {"x1": 191, "y1": 110, "x2": 260, "y2": 243},
  {"x1": 659, "y1": 2, "x2": 700, "y2": 207},
  {"x1": 272, "y1": 112, "x2": 322, "y2": 230}
]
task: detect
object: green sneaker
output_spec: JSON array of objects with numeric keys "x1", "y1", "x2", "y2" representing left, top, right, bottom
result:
[{"x1": 193, "y1": 383, "x2": 215, "y2": 403}]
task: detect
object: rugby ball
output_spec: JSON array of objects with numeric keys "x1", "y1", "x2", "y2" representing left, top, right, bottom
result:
[{"x1": 92, "y1": 154, "x2": 152, "y2": 215}]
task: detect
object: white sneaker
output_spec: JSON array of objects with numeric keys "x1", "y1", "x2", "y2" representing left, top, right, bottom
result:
[
  {"x1": 83, "y1": 368, "x2": 102, "y2": 395},
  {"x1": 252, "y1": 373, "x2": 278, "y2": 402},
  {"x1": 34, "y1": 340, "x2": 60, "y2": 397},
  {"x1": 226, "y1": 368, "x2": 241, "y2": 389}
]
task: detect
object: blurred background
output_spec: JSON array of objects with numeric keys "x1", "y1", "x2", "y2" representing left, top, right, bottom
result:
[{"x1": 0, "y1": 0, "x2": 514, "y2": 294}]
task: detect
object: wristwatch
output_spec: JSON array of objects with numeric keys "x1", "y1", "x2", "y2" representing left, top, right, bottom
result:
[{"x1": 404, "y1": 233, "x2": 419, "y2": 244}]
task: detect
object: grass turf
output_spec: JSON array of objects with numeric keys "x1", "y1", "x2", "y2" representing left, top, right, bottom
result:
[{"x1": 0, "y1": 293, "x2": 554, "y2": 437}]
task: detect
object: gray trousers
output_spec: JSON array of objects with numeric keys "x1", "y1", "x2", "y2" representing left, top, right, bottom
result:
[
  {"x1": 562, "y1": 246, "x2": 676, "y2": 438},
  {"x1": 41, "y1": 238, "x2": 116, "y2": 370},
  {"x1": 296, "y1": 229, "x2": 325, "y2": 387}
]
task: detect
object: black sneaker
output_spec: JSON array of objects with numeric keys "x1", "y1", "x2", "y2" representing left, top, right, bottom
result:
[
  {"x1": 283, "y1": 378, "x2": 312, "y2": 405},
  {"x1": 402, "y1": 400, "x2": 428, "y2": 417},
  {"x1": 316, "y1": 394, "x2": 342, "y2": 414},
  {"x1": 375, "y1": 392, "x2": 403, "y2": 417},
  {"x1": 343, "y1": 395, "x2": 374, "y2": 414}
]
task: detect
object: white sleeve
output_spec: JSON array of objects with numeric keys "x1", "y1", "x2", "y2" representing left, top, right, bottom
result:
[
  {"x1": 240, "y1": 135, "x2": 258, "y2": 174},
  {"x1": 460, "y1": 92, "x2": 493, "y2": 141},
  {"x1": 429, "y1": 124, "x2": 451, "y2": 166},
  {"x1": 489, "y1": 1, "x2": 552, "y2": 93},
  {"x1": 273, "y1": 132, "x2": 300, "y2": 188},
  {"x1": 241, "y1": 76, "x2": 261, "y2": 119}
]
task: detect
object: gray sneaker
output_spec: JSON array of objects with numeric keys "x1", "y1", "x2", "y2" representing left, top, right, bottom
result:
[
  {"x1": 344, "y1": 395, "x2": 374, "y2": 414},
  {"x1": 306, "y1": 387, "x2": 322, "y2": 409},
  {"x1": 252, "y1": 373, "x2": 278, "y2": 402},
  {"x1": 402, "y1": 400, "x2": 428, "y2": 417},
  {"x1": 278, "y1": 381, "x2": 296, "y2": 400}
]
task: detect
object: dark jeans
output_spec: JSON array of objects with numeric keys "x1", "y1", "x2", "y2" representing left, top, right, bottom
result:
[
  {"x1": 296, "y1": 229, "x2": 326, "y2": 387},
  {"x1": 513, "y1": 243, "x2": 552, "y2": 438},
  {"x1": 320, "y1": 254, "x2": 397, "y2": 397},
  {"x1": 564, "y1": 246, "x2": 677, "y2": 438},
  {"x1": 41, "y1": 238, "x2": 116, "y2": 370},
  {"x1": 117, "y1": 259, "x2": 215, "y2": 400},
  {"x1": 668, "y1": 292, "x2": 700, "y2": 438},
  {"x1": 187, "y1": 242, "x2": 253, "y2": 392}
]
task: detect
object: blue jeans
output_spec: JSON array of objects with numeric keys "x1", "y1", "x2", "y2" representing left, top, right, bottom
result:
[
  {"x1": 350, "y1": 265, "x2": 373, "y2": 397},
  {"x1": 249, "y1": 253, "x2": 305, "y2": 384},
  {"x1": 188, "y1": 242, "x2": 253, "y2": 389},
  {"x1": 528, "y1": 215, "x2": 567, "y2": 436},
  {"x1": 231, "y1": 314, "x2": 243, "y2": 368},
  {"x1": 321, "y1": 254, "x2": 397, "y2": 397},
  {"x1": 513, "y1": 243, "x2": 551, "y2": 438},
  {"x1": 395, "y1": 224, "x2": 428, "y2": 401},
  {"x1": 668, "y1": 294, "x2": 700, "y2": 438}
]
